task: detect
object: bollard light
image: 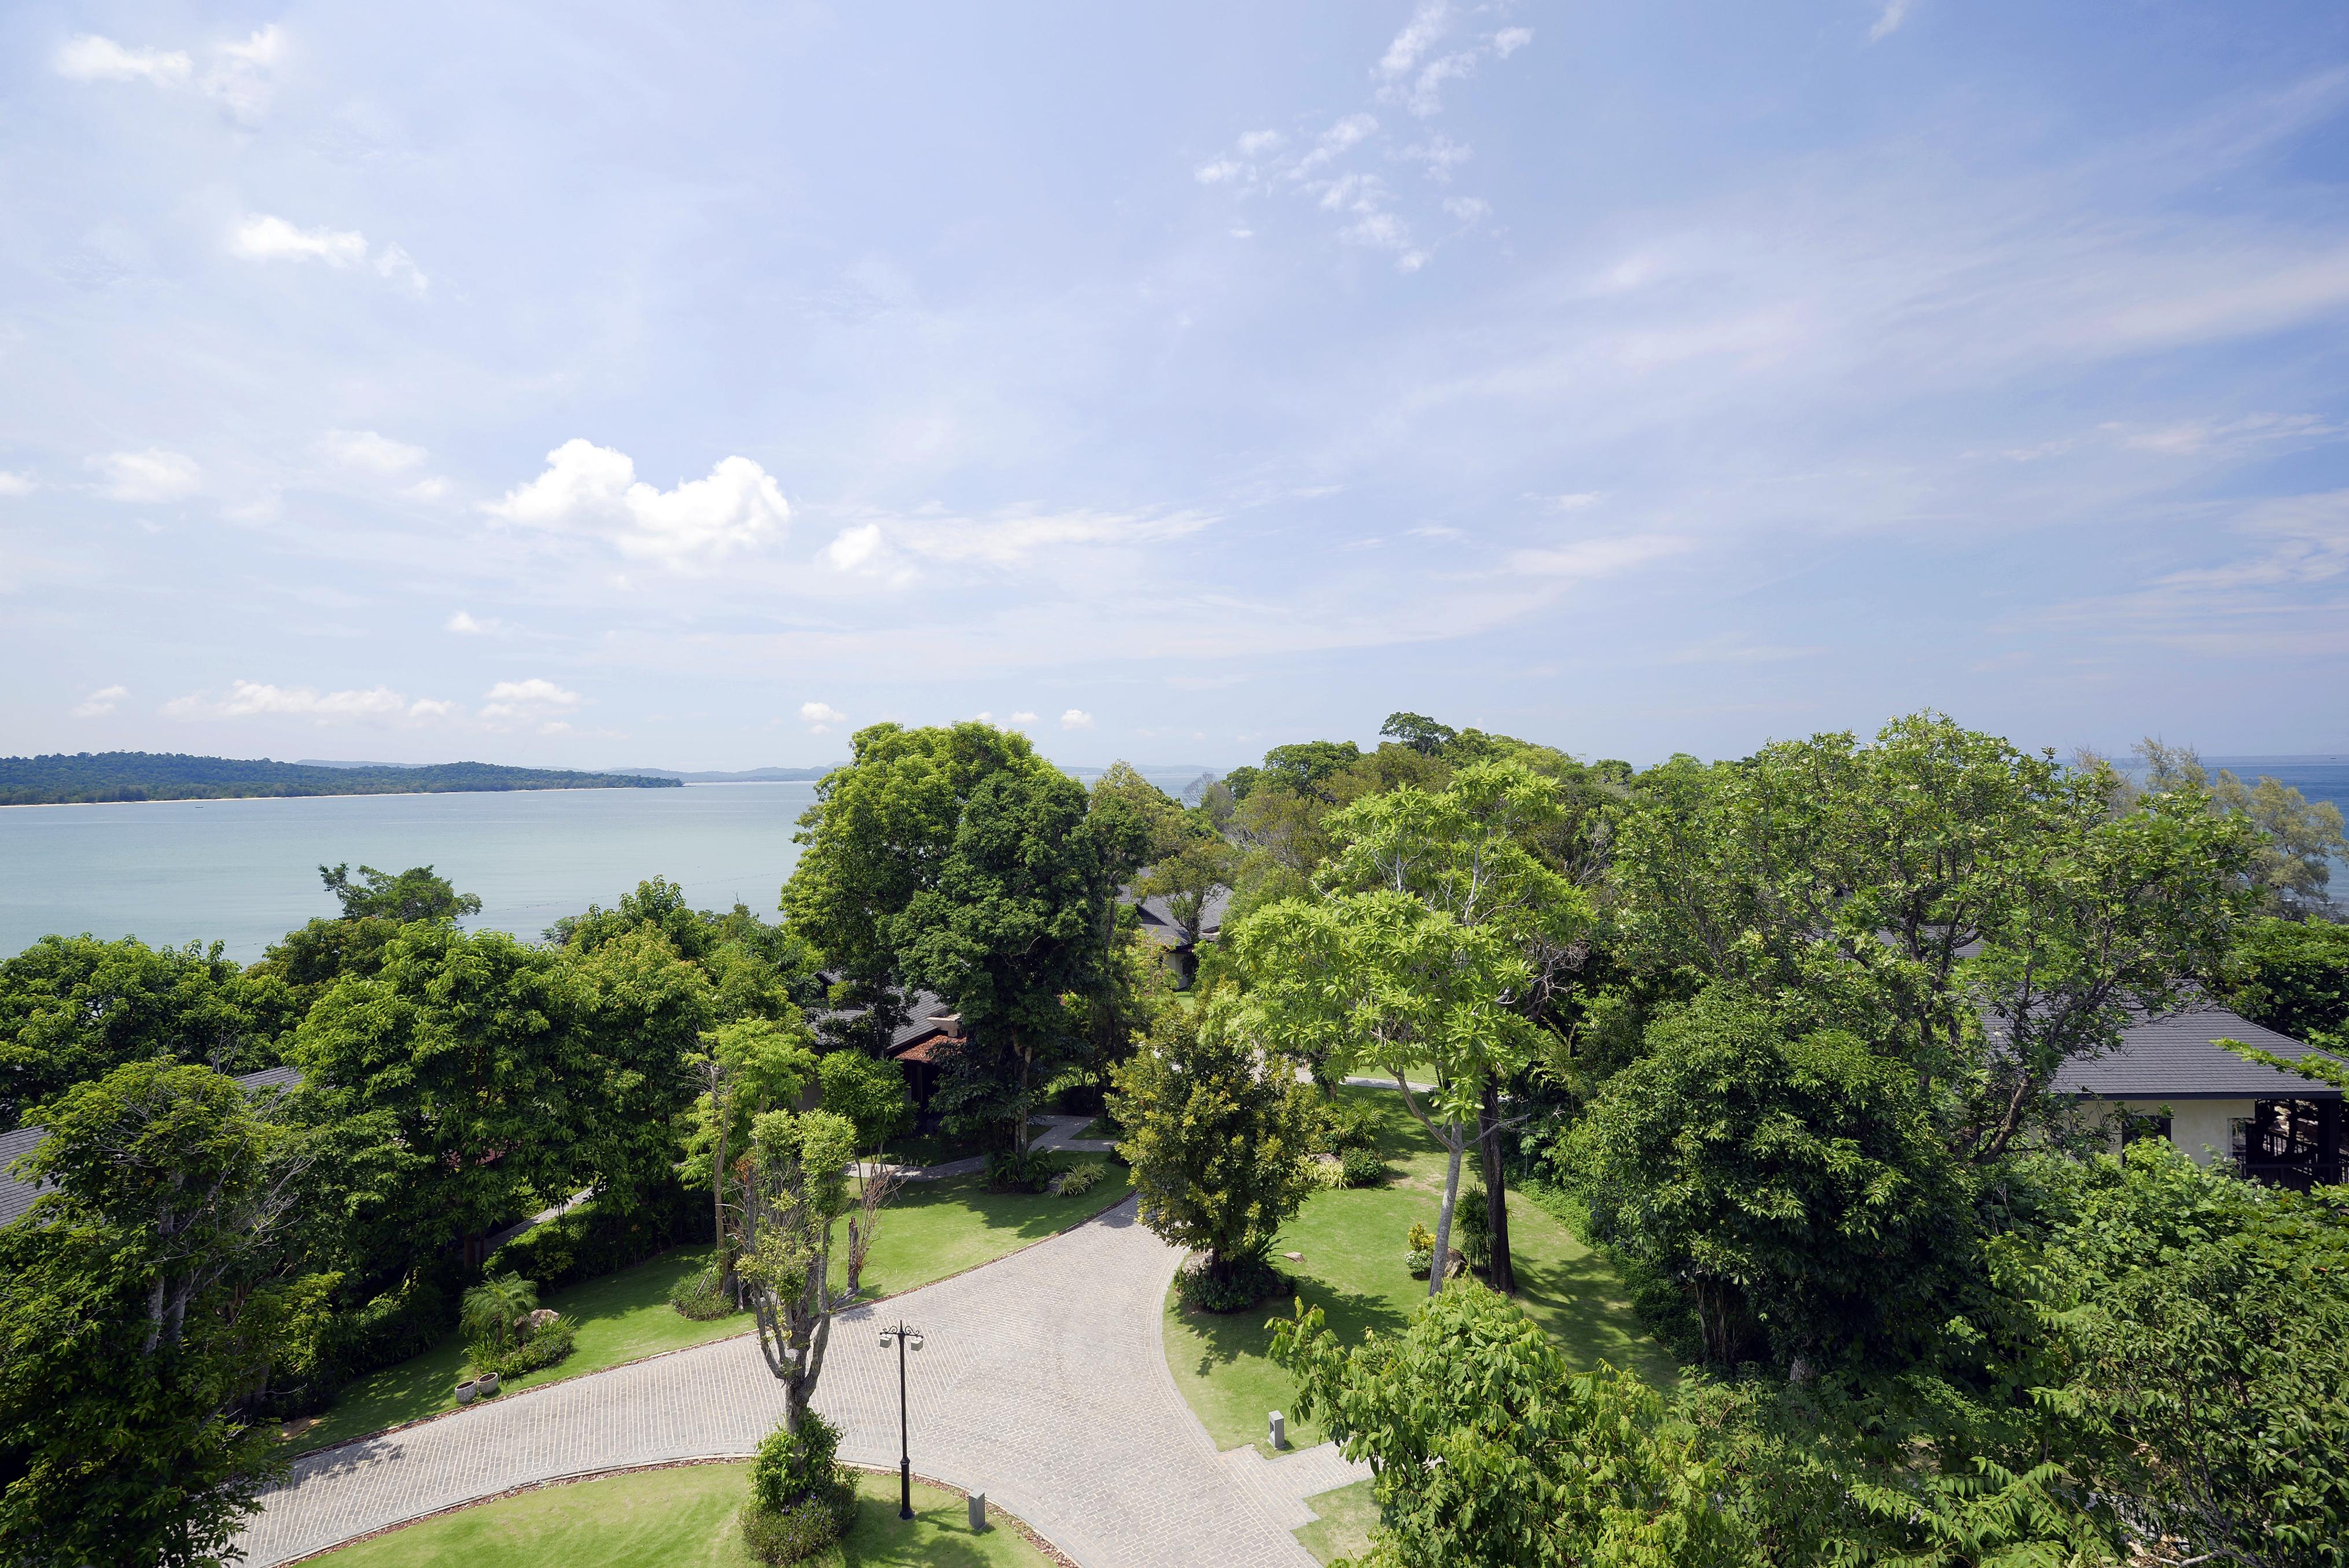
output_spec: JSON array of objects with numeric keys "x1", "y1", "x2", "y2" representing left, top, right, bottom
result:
[
  {"x1": 968, "y1": 1490, "x2": 988, "y2": 1532},
  {"x1": 1269, "y1": 1409, "x2": 1287, "y2": 1449}
]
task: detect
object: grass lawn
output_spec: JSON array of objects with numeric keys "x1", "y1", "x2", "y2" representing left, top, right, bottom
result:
[
  {"x1": 831, "y1": 1163, "x2": 1132, "y2": 1300},
  {"x1": 1294, "y1": 1476, "x2": 1378, "y2": 1566},
  {"x1": 1164, "y1": 1085, "x2": 1674, "y2": 1457},
  {"x1": 312, "y1": 1462, "x2": 1053, "y2": 1567},
  {"x1": 289, "y1": 1247, "x2": 745, "y2": 1454}
]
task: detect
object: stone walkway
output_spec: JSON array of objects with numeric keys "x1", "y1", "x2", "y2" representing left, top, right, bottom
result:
[{"x1": 235, "y1": 1195, "x2": 1363, "y2": 1567}]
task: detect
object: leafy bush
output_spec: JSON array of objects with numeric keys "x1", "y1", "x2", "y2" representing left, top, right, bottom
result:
[
  {"x1": 468, "y1": 1314, "x2": 575, "y2": 1379},
  {"x1": 1051, "y1": 1161, "x2": 1106, "y2": 1198},
  {"x1": 742, "y1": 1412, "x2": 857, "y2": 1563},
  {"x1": 485, "y1": 1169, "x2": 712, "y2": 1293},
  {"x1": 1317, "y1": 1099, "x2": 1381, "y2": 1155},
  {"x1": 984, "y1": 1149, "x2": 1059, "y2": 1194},
  {"x1": 459, "y1": 1272, "x2": 538, "y2": 1349},
  {"x1": 1455, "y1": 1182, "x2": 1491, "y2": 1269},
  {"x1": 1174, "y1": 1253, "x2": 1288, "y2": 1313},
  {"x1": 818, "y1": 1049, "x2": 914, "y2": 1153},
  {"x1": 1305, "y1": 1154, "x2": 1344, "y2": 1190},
  {"x1": 1407, "y1": 1220, "x2": 1437, "y2": 1279},
  {"x1": 1338, "y1": 1147, "x2": 1386, "y2": 1187},
  {"x1": 668, "y1": 1265, "x2": 737, "y2": 1321}
]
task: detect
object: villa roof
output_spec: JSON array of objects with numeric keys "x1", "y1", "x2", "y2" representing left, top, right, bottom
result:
[
  {"x1": 1, "y1": 1064, "x2": 304, "y2": 1228},
  {"x1": 2050, "y1": 1006, "x2": 2341, "y2": 1102},
  {"x1": 1124, "y1": 883, "x2": 1229, "y2": 949}
]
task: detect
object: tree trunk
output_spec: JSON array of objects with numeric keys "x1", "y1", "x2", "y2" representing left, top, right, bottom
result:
[
  {"x1": 1428, "y1": 1127, "x2": 1463, "y2": 1298},
  {"x1": 1015, "y1": 1037, "x2": 1032, "y2": 1156},
  {"x1": 1478, "y1": 1078, "x2": 1515, "y2": 1295}
]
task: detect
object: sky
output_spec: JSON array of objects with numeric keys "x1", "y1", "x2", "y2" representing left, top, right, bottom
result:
[{"x1": 4, "y1": 1, "x2": 2348, "y2": 774}]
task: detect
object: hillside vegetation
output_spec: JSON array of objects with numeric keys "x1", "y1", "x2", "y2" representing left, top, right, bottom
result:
[{"x1": 0, "y1": 752, "x2": 681, "y2": 806}]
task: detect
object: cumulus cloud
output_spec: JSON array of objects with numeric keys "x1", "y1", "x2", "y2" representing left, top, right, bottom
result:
[
  {"x1": 1060, "y1": 708, "x2": 1095, "y2": 730},
  {"x1": 446, "y1": 610, "x2": 511, "y2": 635},
  {"x1": 72, "y1": 684, "x2": 128, "y2": 717},
  {"x1": 90, "y1": 449, "x2": 200, "y2": 503},
  {"x1": 319, "y1": 429, "x2": 426, "y2": 472},
  {"x1": 1009, "y1": 711, "x2": 1039, "y2": 727},
  {"x1": 799, "y1": 700, "x2": 847, "y2": 735},
  {"x1": 164, "y1": 679, "x2": 448, "y2": 723},
  {"x1": 1493, "y1": 27, "x2": 1534, "y2": 58},
  {"x1": 53, "y1": 35, "x2": 191, "y2": 86},
  {"x1": 0, "y1": 472, "x2": 35, "y2": 497},
  {"x1": 231, "y1": 216, "x2": 427, "y2": 292},
  {"x1": 485, "y1": 439, "x2": 789, "y2": 568},
  {"x1": 476, "y1": 679, "x2": 581, "y2": 731},
  {"x1": 824, "y1": 523, "x2": 883, "y2": 570}
]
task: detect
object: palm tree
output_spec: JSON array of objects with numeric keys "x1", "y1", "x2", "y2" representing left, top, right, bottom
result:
[{"x1": 460, "y1": 1273, "x2": 539, "y2": 1349}]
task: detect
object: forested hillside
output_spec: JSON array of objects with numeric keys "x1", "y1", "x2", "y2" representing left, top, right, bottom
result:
[{"x1": 0, "y1": 752, "x2": 681, "y2": 806}]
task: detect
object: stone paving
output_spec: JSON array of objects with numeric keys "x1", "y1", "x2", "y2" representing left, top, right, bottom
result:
[{"x1": 235, "y1": 1195, "x2": 1357, "y2": 1567}]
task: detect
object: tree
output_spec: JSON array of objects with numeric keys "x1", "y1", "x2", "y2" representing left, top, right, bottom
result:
[
  {"x1": 1109, "y1": 1004, "x2": 1319, "y2": 1295},
  {"x1": 459, "y1": 1273, "x2": 539, "y2": 1350},
  {"x1": 1608, "y1": 713, "x2": 2257, "y2": 1163},
  {"x1": 1313, "y1": 760, "x2": 1596, "y2": 1295},
  {"x1": 738, "y1": 1109, "x2": 859, "y2": 1434},
  {"x1": 551, "y1": 878, "x2": 820, "y2": 1025},
  {"x1": 0, "y1": 936, "x2": 278, "y2": 1131},
  {"x1": 683, "y1": 1018, "x2": 818, "y2": 1302},
  {"x1": 1259, "y1": 740, "x2": 1362, "y2": 801},
  {"x1": 2226, "y1": 916, "x2": 2349, "y2": 1046},
  {"x1": 318, "y1": 862, "x2": 481, "y2": 923},
  {"x1": 817, "y1": 1048, "x2": 913, "y2": 1153},
  {"x1": 1086, "y1": 761, "x2": 1187, "y2": 881},
  {"x1": 1564, "y1": 988, "x2": 1965, "y2": 1371},
  {"x1": 0, "y1": 1061, "x2": 314, "y2": 1564},
  {"x1": 1136, "y1": 836, "x2": 1236, "y2": 948},
  {"x1": 2137, "y1": 740, "x2": 2348, "y2": 918},
  {"x1": 1380, "y1": 711, "x2": 1458, "y2": 757},
  {"x1": 894, "y1": 767, "x2": 1121, "y2": 1154},
  {"x1": 571, "y1": 925, "x2": 713, "y2": 1207},
  {"x1": 1271, "y1": 1284, "x2": 1755, "y2": 1568}
]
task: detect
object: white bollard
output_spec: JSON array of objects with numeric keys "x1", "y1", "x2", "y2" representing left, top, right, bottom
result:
[
  {"x1": 1269, "y1": 1409, "x2": 1286, "y2": 1449},
  {"x1": 968, "y1": 1490, "x2": 988, "y2": 1531}
]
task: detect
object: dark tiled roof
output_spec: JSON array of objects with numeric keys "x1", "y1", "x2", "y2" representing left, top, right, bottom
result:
[
  {"x1": 1, "y1": 1064, "x2": 307, "y2": 1228},
  {"x1": 808, "y1": 988, "x2": 959, "y2": 1053},
  {"x1": 1124, "y1": 883, "x2": 1229, "y2": 949},
  {"x1": 2051, "y1": 1007, "x2": 2342, "y2": 1101}
]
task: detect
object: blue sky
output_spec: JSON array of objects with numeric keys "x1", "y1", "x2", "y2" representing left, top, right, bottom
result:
[{"x1": 5, "y1": 1, "x2": 2348, "y2": 772}]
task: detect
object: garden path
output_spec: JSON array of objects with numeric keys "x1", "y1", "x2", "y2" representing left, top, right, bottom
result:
[{"x1": 235, "y1": 1195, "x2": 1357, "y2": 1568}]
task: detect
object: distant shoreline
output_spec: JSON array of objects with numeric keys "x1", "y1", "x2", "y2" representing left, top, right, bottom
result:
[{"x1": 0, "y1": 783, "x2": 715, "y2": 811}]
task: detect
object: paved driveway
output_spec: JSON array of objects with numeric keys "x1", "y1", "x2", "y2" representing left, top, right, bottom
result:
[{"x1": 237, "y1": 1197, "x2": 1360, "y2": 1567}]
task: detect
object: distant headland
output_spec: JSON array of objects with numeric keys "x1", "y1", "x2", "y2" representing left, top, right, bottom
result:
[{"x1": 0, "y1": 752, "x2": 684, "y2": 807}]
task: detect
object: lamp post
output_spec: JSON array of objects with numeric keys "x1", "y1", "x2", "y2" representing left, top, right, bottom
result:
[{"x1": 877, "y1": 1320, "x2": 924, "y2": 1520}]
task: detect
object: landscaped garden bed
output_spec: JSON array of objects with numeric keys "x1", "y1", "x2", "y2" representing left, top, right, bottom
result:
[
  {"x1": 307, "y1": 1460, "x2": 1060, "y2": 1567},
  {"x1": 1161, "y1": 1084, "x2": 1673, "y2": 1458}
]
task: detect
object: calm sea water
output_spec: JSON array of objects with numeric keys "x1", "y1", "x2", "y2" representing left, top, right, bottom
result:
[
  {"x1": 0, "y1": 783, "x2": 819, "y2": 962},
  {"x1": 2, "y1": 761, "x2": 2340, "y2": 965}
]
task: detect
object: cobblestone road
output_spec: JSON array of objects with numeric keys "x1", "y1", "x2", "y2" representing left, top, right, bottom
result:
[{"x1": 237, "y1": 1197, "x2": 1354, "y2": 1567}]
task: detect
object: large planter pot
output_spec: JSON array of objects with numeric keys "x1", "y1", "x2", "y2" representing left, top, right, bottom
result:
[
  {"x1": 455, "y1": 1381, "x2": 478, "y2": 1405},
  {"x1": 477, "y1": 1372, "x2": 500, "y2": 1396}
]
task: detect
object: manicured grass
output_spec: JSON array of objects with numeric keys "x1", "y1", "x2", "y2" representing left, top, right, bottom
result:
[
  {"x1": 312, "y1": 1462, "x2": 1054, "y2": 1567},
  {"x1": 1164, "y1": 1085, "x2": 1673, "y2": 1457},
  {"x1": 290, "y1": 1248, "x2": 743, "y2": 1454},
  {"x1": 1295, "y1": 1476, "x2": 1378, "y2": 1566},
  {"x1": 832, "y1": 1163, "x2": 1132, "y2": 1300}
]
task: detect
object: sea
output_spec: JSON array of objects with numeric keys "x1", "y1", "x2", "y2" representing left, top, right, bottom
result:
[{"x1": 0, "y1": 765, "x2": 1223, "y2": 963}]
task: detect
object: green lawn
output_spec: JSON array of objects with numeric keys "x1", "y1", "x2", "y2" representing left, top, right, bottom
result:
[
  {"x1": 312, "y1": 1462, "x2": 1052, "y2": 1567},
  {"x1": 1295, "y1": 1476, "x2": 1378, "y2": 1566},
  {"x1": 295, "y1": 1171, "x2": 1131, "y2": 1454},
  {"x1": 290, "y1": 1248, "x2": 744, "y2": 1454},
  {"x1": 1164, "y1": 1085, "x2": 1673, "y2": 1457},
  {"x1": 831, "y1": 1164, "x2": 1132, "y2": 1300}
]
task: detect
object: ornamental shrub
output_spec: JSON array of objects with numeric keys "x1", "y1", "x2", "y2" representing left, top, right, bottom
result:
[
  {"x1": 668, "y1": 1265, "x2": 735, "y2": 1321},
  {"x1": 742, "y1": 1412, "x2": 857, "y2": 1563},
  {"x1": 1052, "y1": 1160, "x2": 1106, "y2": 1198},
  {"x1": 1174, "y1": 1253, "x2": 1288, "y2": 1313},
  {"x1": 468, "y1": 1314, "x2": 575, "y2": 1379},
  {"x1": 984, "y1": 1149, "x2": 1058, "y2": 1193},
  {"x1": 1338, "y1": 1147, "x2": 1386, "y2": 1187}
]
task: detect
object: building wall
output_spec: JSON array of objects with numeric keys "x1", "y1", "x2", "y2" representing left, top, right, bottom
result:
[{"x1": 2100, "y1": 1098, "x2": 2251, "y2": 1167}]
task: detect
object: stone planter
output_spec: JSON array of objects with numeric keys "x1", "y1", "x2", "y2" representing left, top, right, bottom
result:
[
  {"x1": 455, "y1": 1380, "x2": 478, "y2": 1405},
  {"x1": 477, "y1": 1372, "x2": 500, "y2": 1396}
]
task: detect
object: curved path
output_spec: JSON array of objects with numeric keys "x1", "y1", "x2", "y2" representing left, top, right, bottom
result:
[{"x1": 237, "y1": 1198, "x2": 1358, "y2": 1567}]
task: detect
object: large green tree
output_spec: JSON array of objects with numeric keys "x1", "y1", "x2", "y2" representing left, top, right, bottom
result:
[
  {"x1": 0, "y1": 1061, "x2": 320, "y2": 1565},
  {"x1": 2136, "y1": 739, "x2": 2349, "y2": 919},
  {"x1": 0, "y1": 936, "x2": 281, "y2": 1131}
]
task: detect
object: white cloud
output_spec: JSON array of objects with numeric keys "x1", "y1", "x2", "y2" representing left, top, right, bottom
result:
[
  {"x1": 1295, "y1": 114, "x2": 1378, "y2": 178},
  {"x1": 485, "y1": 439, "x2": 789, "y2": 568},
  {"x1": 1009, "y1": 711, "x2": 1039, "y2": 727},
  {"x1": 478, "y1": 678, "x2": 583, "y2": 725},
  {"x1": 1507, "y1": 533, "x2": 1692, "y2": 581},
  {"x1": 90, "y1": 448, "x2": 200, "y2": 502},
  {"x1": 0, "y1": 472, "x2": 35, "y2": 497},
  {"x1": 406, "y1": 477, "x2": 450, "y2": 502},
  {"x1": 1493, "y1": 27, "x2": 1534, "y2": 58},
  {"x1": 1195, "y1": 159, "x2": 1242, "y2": 185},
  {"x1": 1542, "y1": 492, "x2": 1601, "y2": 512},
  {"x1": 824, "y1": 523, "x2": 883, "y2": 570},
  {"x1": 319, "y1": 429, "x2": 426, "y2": 472},
  {"x1": 231, "y1": 215, "x2": 368, "y2": 267},
  {"x1": 1869, "y1": 0, "x2": 1916, "y2": 42},
  {"x1": 230, "y1": 216, "x2": 426, "y2": 292},
  {"x1": 203, "y1": 25, "x2": 283, "y2": 123},
  {"x1": 53, "y1": 35, "x2": 190, "y2": 86},
  {"x1": 407, "y1": 698, "x2": 458, "y2": 719},
  {"x1": 1442, "y1": 196, "x2": 1490, "y2": 223},
  {"x1": 164, "y1": 679, "x2": 432, "y2": 723},
  {"x1": 1236, "y1": 129, "x2": 1287, "y2": 157},
  {"x1": 888, "y1": 506, "x2": 1213, "y2": 567},
  {"x1": 1377, "y1": 1, "x2": 1451, "y2": 80},
  {"x1": 1060, "y1": 708, "x2": 1095, "y2": 730},
  {"x1": 1401, "y1": 53, "x2": 1478, "y2": 117},
  {"x1": 447, "y1": 611, "x2": 509, "y2": 635},
  {"x1": 72, "y1": 684, "x2": 128, "y2": 717},
  {"x1": 1402, "y1": 135, "x2": 1474, "y2": 182},
  {"x1": 800, "y1": 700, "x2": 847, "y2": 727}
]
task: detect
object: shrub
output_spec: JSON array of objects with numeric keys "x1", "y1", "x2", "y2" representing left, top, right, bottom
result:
[
  {"x1": 1456, "y1": 1182, "x2": 1491, "y2": 1269},
  {"x1": 1317, "y1": 1099, "x2": 1381, "y2": 1155},
  {"x1": 459, "y1": 1272, "x2": 537, "y2": 1350},
  {"x1": 1407, "y1": 1220, "x2": 1437, "y2": 1279},
  {"x1": 742, "y1": 1412, "x2": 857, "y2": 1563},
  {"x1": 1051, "y1": 1161, "x2": 1106, "y2": 1198},
  {"x1": 485, "y1": 1169, "x2": 712, "y2": 1294},
  {"x1": 984, "y1": 1149, "x2": 1058, "y2": 1194},
  {"x1": 1338, "y1": 1147, "x2": 1386, "y2": 1187},
  {"x1": 818, "y1": 1049, "x2": 914, "y2": 1153},
  {"x1": 469, "y1": 1314, "x2": 575, "y2": 1379},
  {"x1": 1305, "y1": 1154, "x2": 1344, "y2": 1190},
  {"x1": 1174, "y1": 1253, "x2": 1289, "y2": 1313},
  {"x1": 668, "y1": 1265, "x2": 737, "y2": 1321}
]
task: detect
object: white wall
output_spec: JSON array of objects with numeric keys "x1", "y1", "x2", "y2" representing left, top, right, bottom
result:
[{"x1": 2100, "y1": 1098, "x2": 2250, "y2": 1168}]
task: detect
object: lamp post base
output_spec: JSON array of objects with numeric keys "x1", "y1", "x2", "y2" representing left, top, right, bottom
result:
[{"x1": 899, "y1": 1457, "x2": 913, "y2": 1521}]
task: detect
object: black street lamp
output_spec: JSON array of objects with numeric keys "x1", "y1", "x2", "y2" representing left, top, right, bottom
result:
[{"x1": 877, "y1": 1320, "x2": 924, "y2": 1520}]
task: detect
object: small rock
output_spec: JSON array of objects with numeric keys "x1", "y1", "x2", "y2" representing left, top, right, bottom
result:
[{"x1": 1284, "y1": 1251, "x2": 1304, "y2": 1261}]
